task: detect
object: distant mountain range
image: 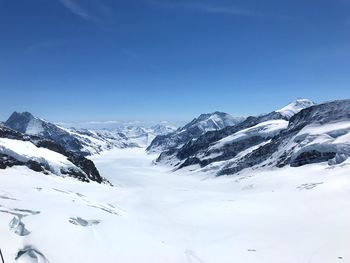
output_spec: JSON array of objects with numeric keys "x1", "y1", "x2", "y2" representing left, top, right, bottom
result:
[
  {"x1": 1, "y1": 98, "x2": 350, "y2": 181},
  {"x1": 116, "y1": 124, "x2": 177, "y2": 147}
]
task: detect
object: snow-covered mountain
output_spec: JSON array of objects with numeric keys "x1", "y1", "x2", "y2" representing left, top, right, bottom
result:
[
  {"x1": 65, "y1": 128, "x2": 138, "y2": 154},
  {"x1": 117, "y1": 124, "x2": 177, "y2": 147},
  {"x1": 0, "y1": 124, "x2": 110, "y2": 184},
  {"x1": 155, "y1": 99, "x2": 350, "y2": 176},
  {"x1": 276, "y1": 98, "x2": 315, "y2": 119},
  {"x1": 4, "y1": 112, "x2": 136, "y2": 156},
  {"x1": 217, "y1": 99, "x2": 350, "y2": 175},
  {"x1": 147, "y1": 112, "x2": 244, "y2": 153},
  {"x1": 5, "y1": 112, "x2": 86, "y2": 154}
]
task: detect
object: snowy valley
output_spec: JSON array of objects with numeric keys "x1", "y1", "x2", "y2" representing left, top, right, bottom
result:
[{"x1": 0, "y1": 99, "x2": 350, "y2": 263}]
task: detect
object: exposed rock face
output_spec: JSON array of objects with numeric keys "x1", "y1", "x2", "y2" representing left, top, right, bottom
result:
[
  {"x1": 147, "y1": 112, "x2": 244, "y2": 153},
  {"x1": 290, "y1": 150, "x2": 336, "y2": 167},
  {"x1": 0, "y1": 124, "x2": 27, "y2": 140},
  {"x1": 0, "y1": 153, "x2": 23, "y2": 169}
]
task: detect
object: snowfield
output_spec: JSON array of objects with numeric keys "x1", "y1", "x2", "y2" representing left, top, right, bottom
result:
[{"x1": 1, "y1": 148, "x2": 350, "y2": 263}]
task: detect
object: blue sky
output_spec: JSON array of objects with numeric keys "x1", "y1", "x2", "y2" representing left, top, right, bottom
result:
[{"x1": 0, "y1": 0, "x2": 349, "y2": 124}]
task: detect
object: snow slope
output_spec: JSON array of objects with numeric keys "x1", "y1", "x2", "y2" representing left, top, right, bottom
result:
[
  {"x1": 1, "y1": 148, "x2": 350, "y2": 263},
  {"x1": 209, "y1": 119, "x2": 288, "y2": 150},
  {"x1": 0, "y1": 138, "x2": 84, "y2": 176},
  {"x1": 276, "y1": 98, "x2": 315, "y2": 119},
  {"x1": 287, "y1": 121, "x2": 350, "y2": 165}
]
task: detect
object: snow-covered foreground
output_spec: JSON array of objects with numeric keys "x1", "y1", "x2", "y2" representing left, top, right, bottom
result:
[{"x1": 1, "y1": 148, "x2": 350, "y2": 263}]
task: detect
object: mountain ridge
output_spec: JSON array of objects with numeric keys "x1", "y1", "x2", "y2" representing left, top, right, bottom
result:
[{"x1": 147, "y1": 111, "x2": 244, "y2": 153}]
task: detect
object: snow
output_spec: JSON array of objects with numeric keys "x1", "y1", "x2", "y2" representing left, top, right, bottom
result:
[
  {"x1": 1, "y1": 148, "x2": 350, "y2": 262},
  {"x1": 193, "y1": 112, "x2": 239, "y2": 132},
  {"x1": 289, "y1": 121, "x2": 350, "y2": 163},
  {"x1": 297, "y1": 121, "x2": 350, "y2": 136},
  {"x1": 276, "y1": 98, "x2": 315, "y2": 118},
  {"x1": 0, "y1": 138, "x2": 79, "y2": 175},
  {"x1": 117, "y1": 125, "x2": 177, "y2": 147},
  {"x1": 25, "y1": 118, "x2": 44, "y2": 135},
  {"x1": 58, "y1": 126, "x2": 133, "y2": 154},
  {"x1": 210, "y1": 120, "x2": 288, "y2": 150}
]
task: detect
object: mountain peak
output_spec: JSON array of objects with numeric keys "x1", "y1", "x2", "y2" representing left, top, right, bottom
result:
[
  {"x1": 9, "y1": 111, "x2": 35, "y2": 120},
  {"x1": 5, "y1": 111, "x2": 39, "y2": 134},
  {"x1": 276, "y1": 98, "x2": 315, "y2": 119}
]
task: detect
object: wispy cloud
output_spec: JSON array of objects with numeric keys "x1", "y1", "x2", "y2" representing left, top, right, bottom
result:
[
  {"x1": 58, "y1": 0, "x2": 114, "y2": 23},
  {"x1": 59, "y1": 0, "x2": 94, "y2": 21},
  {"x1": 148, "y1": 1, "x2": 289, "y2": 19}
]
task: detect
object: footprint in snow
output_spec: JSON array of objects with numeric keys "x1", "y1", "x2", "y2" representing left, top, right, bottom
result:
[{"x1": 69, "y1": 217, "x2": 100, "y2": 227}]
